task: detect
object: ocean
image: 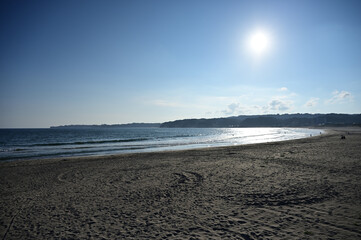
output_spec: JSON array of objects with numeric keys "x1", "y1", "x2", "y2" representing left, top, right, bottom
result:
[{"x1": 0, "y1": 127, "x2": 323, "y2": 162}]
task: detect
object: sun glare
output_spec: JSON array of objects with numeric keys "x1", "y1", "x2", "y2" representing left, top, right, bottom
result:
[{"x1": 247, "y1": 30, "x2": 271, "y2": 56}]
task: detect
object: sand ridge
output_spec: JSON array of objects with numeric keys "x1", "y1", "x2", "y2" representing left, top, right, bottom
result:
[{"x1": 1, "y1": 128, "x2": 361, "y2": 239}]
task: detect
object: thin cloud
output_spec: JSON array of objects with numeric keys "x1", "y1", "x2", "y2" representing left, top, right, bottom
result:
[
  {"x1": 222, "y1": 103, "x2": 241, "y2": 115},
  {"x1": 150, "y1": 100, "x2": 186, "y2": 108},
  {"x1": 305, "y1": 97, "x2": 319, "y2": 107},
  {"x1": 218, "y1": 98, "x2": 293, "y2": 117},
  {"x1": 266, "y1": 99, "x2": 292, "y2": 111},
  {"x1": 212, "y1": 89, "x2": 299, "y2": 117},
  {"x1": 326, "y1": 90, "x2": 352, "y2": 104},
  {"x1": 216, "y1": 102, "x2": 257, "y2": 116}
]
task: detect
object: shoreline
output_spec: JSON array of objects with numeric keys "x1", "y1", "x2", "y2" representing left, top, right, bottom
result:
[
  {"x1": 1, "y1": 127, "x2": 331, "y2": 165},
  {"x1": 1, "y1": 127, "x2": 361, "y2": 239},
  {"x1": 1, "y1": 132, "x2": 326, "y2": 166}
]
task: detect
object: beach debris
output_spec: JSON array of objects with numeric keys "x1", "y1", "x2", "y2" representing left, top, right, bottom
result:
[{"x1": 340, "y1": 135, "x2": 346, "y2": 140}]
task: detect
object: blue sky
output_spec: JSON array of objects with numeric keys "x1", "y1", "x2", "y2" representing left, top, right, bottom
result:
[{"x1": 1, "y1": 0, "x2": 360, "y2": 128}]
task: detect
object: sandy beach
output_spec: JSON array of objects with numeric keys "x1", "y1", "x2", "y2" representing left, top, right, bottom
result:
[{"x1": 1, "y1": 128, "x2": 361, "y2": 239}]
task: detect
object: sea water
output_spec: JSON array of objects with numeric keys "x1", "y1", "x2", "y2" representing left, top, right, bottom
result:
[{"x1": 0, "y1": 127, "x2": 323, "y2": 161}]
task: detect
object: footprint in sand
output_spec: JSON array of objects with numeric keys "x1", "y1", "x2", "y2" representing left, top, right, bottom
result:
[
  {"x1": 241, "y1": 184, "x2": 337, "y2": 206},
  {"x1": 172, "y1": 171, "x2": 203, "y2": 188},
  {"x1": 57, "y1": 170, "x2": 84, "y2": 183}
]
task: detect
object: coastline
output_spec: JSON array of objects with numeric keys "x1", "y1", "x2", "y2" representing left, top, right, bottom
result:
[
  {"x1": 1, "y1": 127, "x2": 327, "y2": 164},
  {"x1": 1, "y1": 127, "x2": 361, "y2": 239}
]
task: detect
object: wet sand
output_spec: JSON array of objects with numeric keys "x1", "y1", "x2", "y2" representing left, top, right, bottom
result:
[{"x1": 1, "y1": 128, "x2": 361, "y2": 239}]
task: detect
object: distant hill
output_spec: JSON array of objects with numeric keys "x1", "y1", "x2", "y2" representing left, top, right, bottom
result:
[
  {"x1": 50, "y1": 123, "x2": 161, "y2": 129},
  {"x1": 50, "y1": 114, "x2": 361, "y2": 129},
  {"x1": 160, "y1": 114, "x2": 361, "y2": 128}
]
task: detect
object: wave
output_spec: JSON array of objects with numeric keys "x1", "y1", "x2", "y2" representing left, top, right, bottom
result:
[
  {"x1": 0, "y1": 145, "x2": 157, "y2": 162},
  {"x1": 30, "y1": 134, "x2": 195, "y2": 147},
  {"x1": 31, "y1": 138, "x2": 150, "y2": 147},
  {"x1": 0, "y1": 148, "x2": 27, "y2": 152}
]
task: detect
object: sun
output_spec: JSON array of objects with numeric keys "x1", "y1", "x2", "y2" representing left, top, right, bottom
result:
[{"x1": 247, "y1": 30, "x2": 271, "y2": 56}]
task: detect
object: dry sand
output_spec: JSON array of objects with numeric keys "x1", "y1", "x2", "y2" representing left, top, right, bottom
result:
[{"x1": 1, "y1": 128, "x2": 361, "y2": 239}]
